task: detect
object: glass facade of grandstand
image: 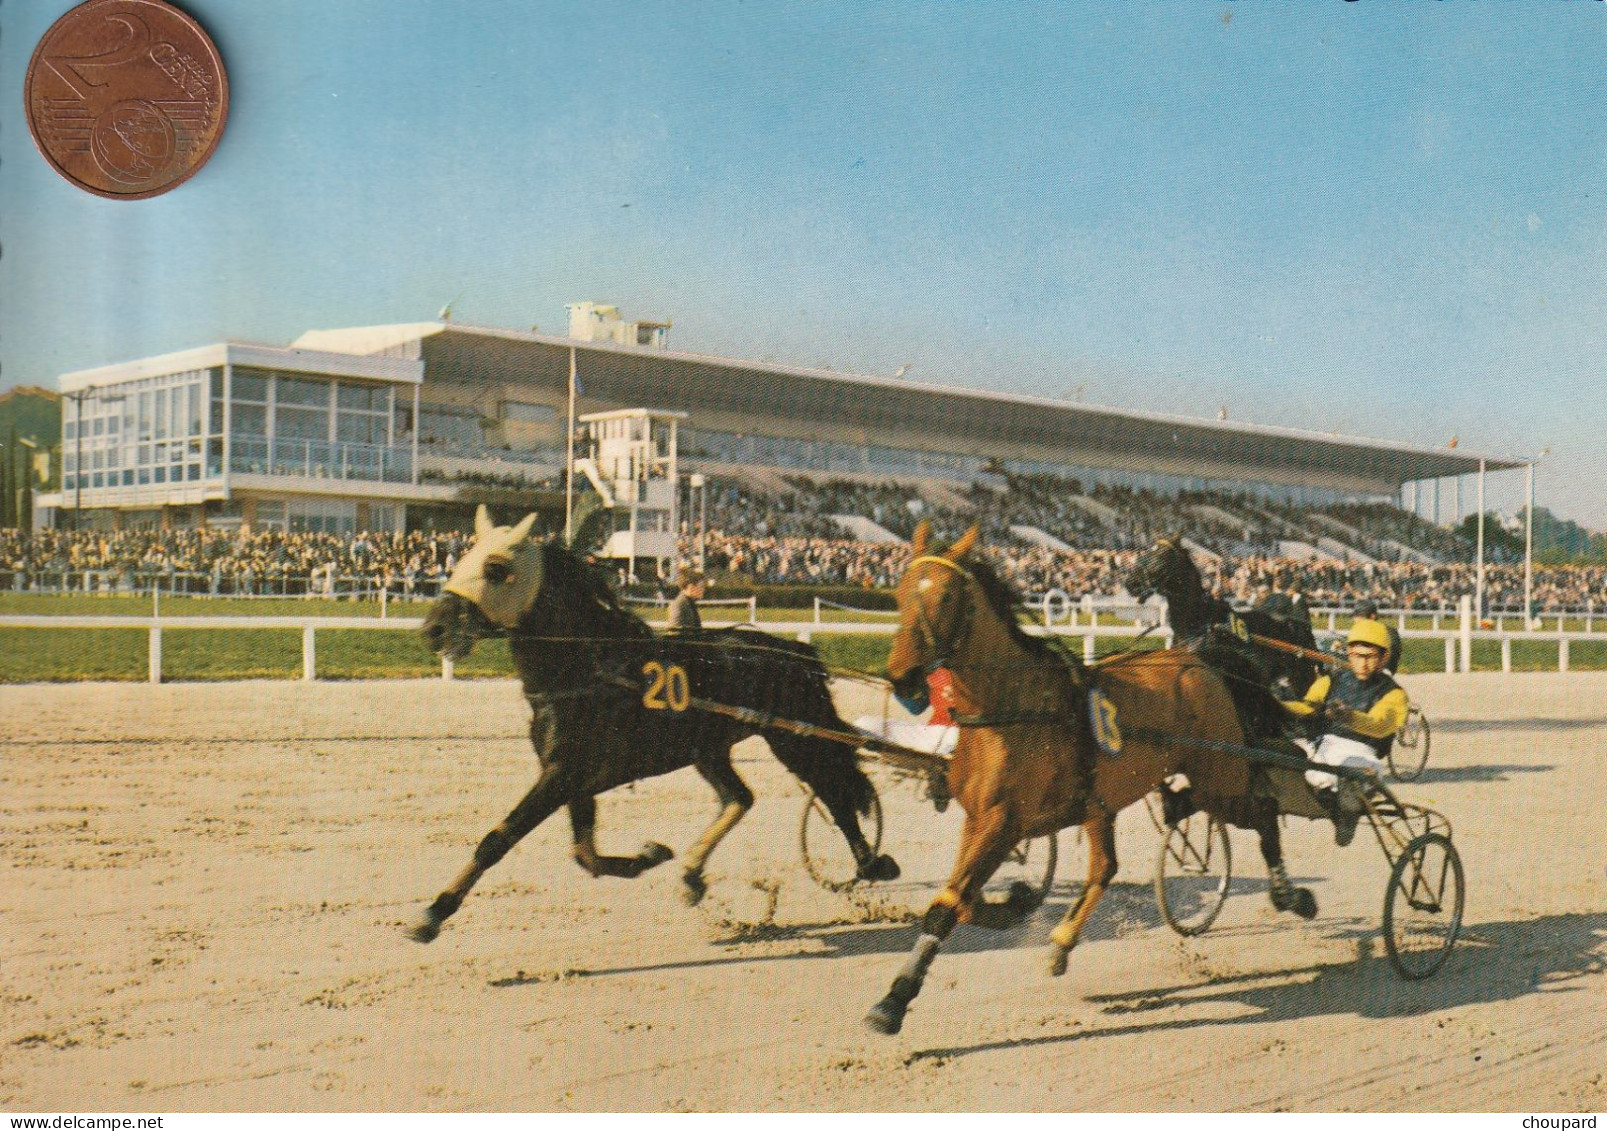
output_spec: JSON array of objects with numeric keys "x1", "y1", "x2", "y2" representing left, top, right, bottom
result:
[
  {"x1": 63, "y1": 367, "x2": 411, "y2": 495},
  {"x1": 682, "y1": 426, "x2": 1373, "y2": 508}
]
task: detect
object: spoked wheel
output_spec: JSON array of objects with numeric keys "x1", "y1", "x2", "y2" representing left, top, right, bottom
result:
[
  {"x1": 1154, "y1": 813, "x2": 1232, "y2": 936},
  {"x1": 1382, "y1": 832, "x2": 1464, "y2": 979},
  {"x1": 1389, "y1": 708, "x2": 1431, "y2": 781},
  {"x1": 983, "y1": 833, "x2": 1059, "y2": 908},
  {"x1": 798, "y1": 785, "x2": 884, "y2": 892}
]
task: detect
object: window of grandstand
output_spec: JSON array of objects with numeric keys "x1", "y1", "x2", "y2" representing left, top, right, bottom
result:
[
  {"x1": 288, "y1": 498, "x2": 358, "y2": 535},
  {"x1": 63, "y1": 368, "x2": 216, "y2": 493},
  {"x1": 500, "y1": 401, "x2": 558, "y2": 424},
  {"x1": 419, "y1": 404, "x2": 487, "y2": 452}
]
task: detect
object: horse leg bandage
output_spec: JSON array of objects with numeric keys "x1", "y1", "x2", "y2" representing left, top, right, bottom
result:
[
  {"x1": 891, "y1": 933, "x2": 943, "y2": 1000},
  {"x1": 684, "y1": 801, "x2": 748, "y2": 873}
]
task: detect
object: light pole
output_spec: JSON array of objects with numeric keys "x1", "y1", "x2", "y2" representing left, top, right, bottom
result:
[
  {"x1": 687, "y1": 472, "x2": 706, "y2": 571},
  {"x1": 1522, "y1": 448, "x2": 1550, "y2": 629},
  {"x1": 65, "y1": 386, "x2": 123, "y2": 532},
  {"x1": 15, "y1": 437, "x2": 38, "y2": 531}
]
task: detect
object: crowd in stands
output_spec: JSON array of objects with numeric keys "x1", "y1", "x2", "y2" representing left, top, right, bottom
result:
[
  {"x1": 1314, "y1": 502, "x2": 1482, "y2": 562},
  {"x1": 0, "y1": 527, "x2": 471, "y2": 598},
  {"x1": 1, "y1": 474, "x2": 1599, "y2": 611},
  {"x1": 694, "y1": 531, "x2": 1605, "y2": 611}
]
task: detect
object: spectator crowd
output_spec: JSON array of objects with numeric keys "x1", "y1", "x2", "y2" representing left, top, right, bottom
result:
[
  {"x1": 0, "y1": 527, "x2": 472, "y2": 599},
  {"x1": 1, "y1": 472, "x2": 1601, "y2": 612}
]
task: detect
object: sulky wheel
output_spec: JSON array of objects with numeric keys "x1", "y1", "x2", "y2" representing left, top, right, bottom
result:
[
  {"x1": 798, "y1": 784, "x2": 884, "y2": 892},
  {"x1": 1382, "y1": 831, "x2": 1464, "y2": 979},
  {"x1": 1388, "y1": 707, "x2": 1431, "y2": 782},
  {"x1": 983, "y1": 832, "x2": 1059, "y2": 908},
  {"x1": 1154, "y1": 812, "x2": 1232, "y2": 936}
]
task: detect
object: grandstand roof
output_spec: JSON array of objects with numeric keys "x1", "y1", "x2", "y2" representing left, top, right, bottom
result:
[{"x1": 292, "y1": 321, "x2": 1524, "y2": 494}]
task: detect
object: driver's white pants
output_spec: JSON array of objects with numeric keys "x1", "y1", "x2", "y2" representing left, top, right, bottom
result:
[{"x1": 1299, "y1": 734, "x2": 1384, "y2": 798}]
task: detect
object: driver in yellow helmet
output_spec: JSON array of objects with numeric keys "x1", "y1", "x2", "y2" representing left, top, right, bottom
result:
[{"x1": 1283, "y1": 618, "x2": 1410, "y2": 846}]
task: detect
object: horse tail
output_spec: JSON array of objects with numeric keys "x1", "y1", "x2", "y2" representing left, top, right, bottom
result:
[{"x1": 728, "y1": 631, "x2": 879, "y2": 817}]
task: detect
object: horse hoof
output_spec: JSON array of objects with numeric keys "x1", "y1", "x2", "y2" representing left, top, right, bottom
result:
[
  {"x1": 680, "y1": 869, "x2": 708, "y2": 907},
  {"x1": 405, "y1": 913, "x2": 441, "y2": 944},
  {"x1": 859, "y1": 854, "x2": 901, "y2": 883},
  {"x1": 1291, "y1": 888, "x2": 1318, "y2": 920},
  {"x1": 637, "y1": 842, "x2": 674, "y2": 870},
  {"x1": 863, "y1": 999, "x2": 906, "y2": 1036},
  {"x1": 1047, "y1": 945, "x2": 1069, "y2": 977}
]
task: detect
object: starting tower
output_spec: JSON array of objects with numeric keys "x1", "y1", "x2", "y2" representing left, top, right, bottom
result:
[{"x1": 574, "y1": 408, "x2": 687, "y2": 580}]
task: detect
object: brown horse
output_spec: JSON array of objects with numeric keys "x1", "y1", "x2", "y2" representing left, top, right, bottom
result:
[{"x1": 864, "y1": 523, "x2": 1305, "y2": 1035}]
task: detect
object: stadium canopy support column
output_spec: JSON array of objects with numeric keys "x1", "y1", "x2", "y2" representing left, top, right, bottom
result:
[
  {"x1": 1475, "y1": 459, "x2": 1486, "y2": 620},
  {"x1": 564, "y1": 347, "x2": 577, "y2": 544},
  {"x1": 1524, "y1": 461, "x2": 1535, "y2": 629}
]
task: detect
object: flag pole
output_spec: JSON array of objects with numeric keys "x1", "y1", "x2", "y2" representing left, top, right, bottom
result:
[{"x1": 565, "y1": 347, "x2": 577, "y2": 544}]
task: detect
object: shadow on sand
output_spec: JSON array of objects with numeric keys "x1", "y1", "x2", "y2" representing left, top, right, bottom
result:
[
  {"x1": 1413, "y1": 763, "x2": 1555, "y2": 785},
  {"x1": 487, "y1": 876, "x2": 1166, "y2": 983},
  {"x1": 1433, "y1": 718, "x2": 1604, "y2": 734},
  {"x1": 905, "y1": 910, "x2": 1607, "y2": 1061}
]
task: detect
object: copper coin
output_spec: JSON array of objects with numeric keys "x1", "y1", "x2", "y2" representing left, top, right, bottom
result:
[{"x1": 24, "y1": 0, "x2": 228, "y2": 200}]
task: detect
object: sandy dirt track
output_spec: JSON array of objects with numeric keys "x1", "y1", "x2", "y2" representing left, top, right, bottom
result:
[{"x1": 2, "y1": 673, "x2": 1604, "y2": 1112}]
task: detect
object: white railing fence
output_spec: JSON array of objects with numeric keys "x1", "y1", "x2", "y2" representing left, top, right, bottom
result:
[{"x1": 1, "y1": 592, "x2": 1599, "y2": 684}]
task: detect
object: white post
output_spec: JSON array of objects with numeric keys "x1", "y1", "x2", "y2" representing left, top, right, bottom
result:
[
  {"x1": 302, "y1": 624, "x2": 316, "y2": 681},
  {"x1": 1327, "y1": 610, "x2": 1337, "y2": 631},
  {"x1": 1431, "y1": 612, "x2": 1440, "y2": 631},
  {"x1": 1559, "y1": 637, "x2": 1570, "y2": 673},
  {"x1": 148, "y1": 625, "x2": 162, "y2": 683},
  {"x1": 442, "y1": 654, "x2": 455, "y2": 681},
  {"x1": 380, "y1": 586, "x2": 388, "y2": 619},
  {"x1": 1458, "y1": 594, "x2": 1472, "y2": 674},
  {"x1": 1501, "y1": 636, "x2": 1512, "y2": 673},
  {"x1": 1443, "y1": 636, "x2": 1455, "y2": 674},
  {"x1": 813, "y1": 596, "x2": 822, "y2": 625},
  {"x1": 1083, "y1": 633, "x2": 1096, "y2": 663}
]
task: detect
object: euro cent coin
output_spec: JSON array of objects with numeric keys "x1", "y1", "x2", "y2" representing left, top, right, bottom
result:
[{"x1": 24, "y1": 0, "x2": 228, "y2": 200}]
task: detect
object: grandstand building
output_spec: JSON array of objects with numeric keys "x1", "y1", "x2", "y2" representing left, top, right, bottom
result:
[{"x1": 41, "y1": 305, "x2": 1519, "y2": 555}]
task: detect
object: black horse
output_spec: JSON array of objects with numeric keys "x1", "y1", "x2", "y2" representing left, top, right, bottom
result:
[
  {"x1": 406, "y1": 508, "x2": 897, "y2": 943},
  {"x1": 1124, "y1": 536, "x2": 1326, "y2": 920},
  {"x1": 1126, "y1": 537, "x2": 1320, "y2": 698}
]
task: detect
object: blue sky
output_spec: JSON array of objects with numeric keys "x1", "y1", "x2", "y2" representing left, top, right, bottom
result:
[{"x1": 3, "y1": 2, "x2": 1602, "y2": 525}]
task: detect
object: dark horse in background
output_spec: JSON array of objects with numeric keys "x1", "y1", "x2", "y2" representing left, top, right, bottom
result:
[
  {"x1": 407, "y1": 506, "x2": 896, "y2": 943},
  {"x1": 1126, "y1": 537, "x2": 1321, "y2": 698}
]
